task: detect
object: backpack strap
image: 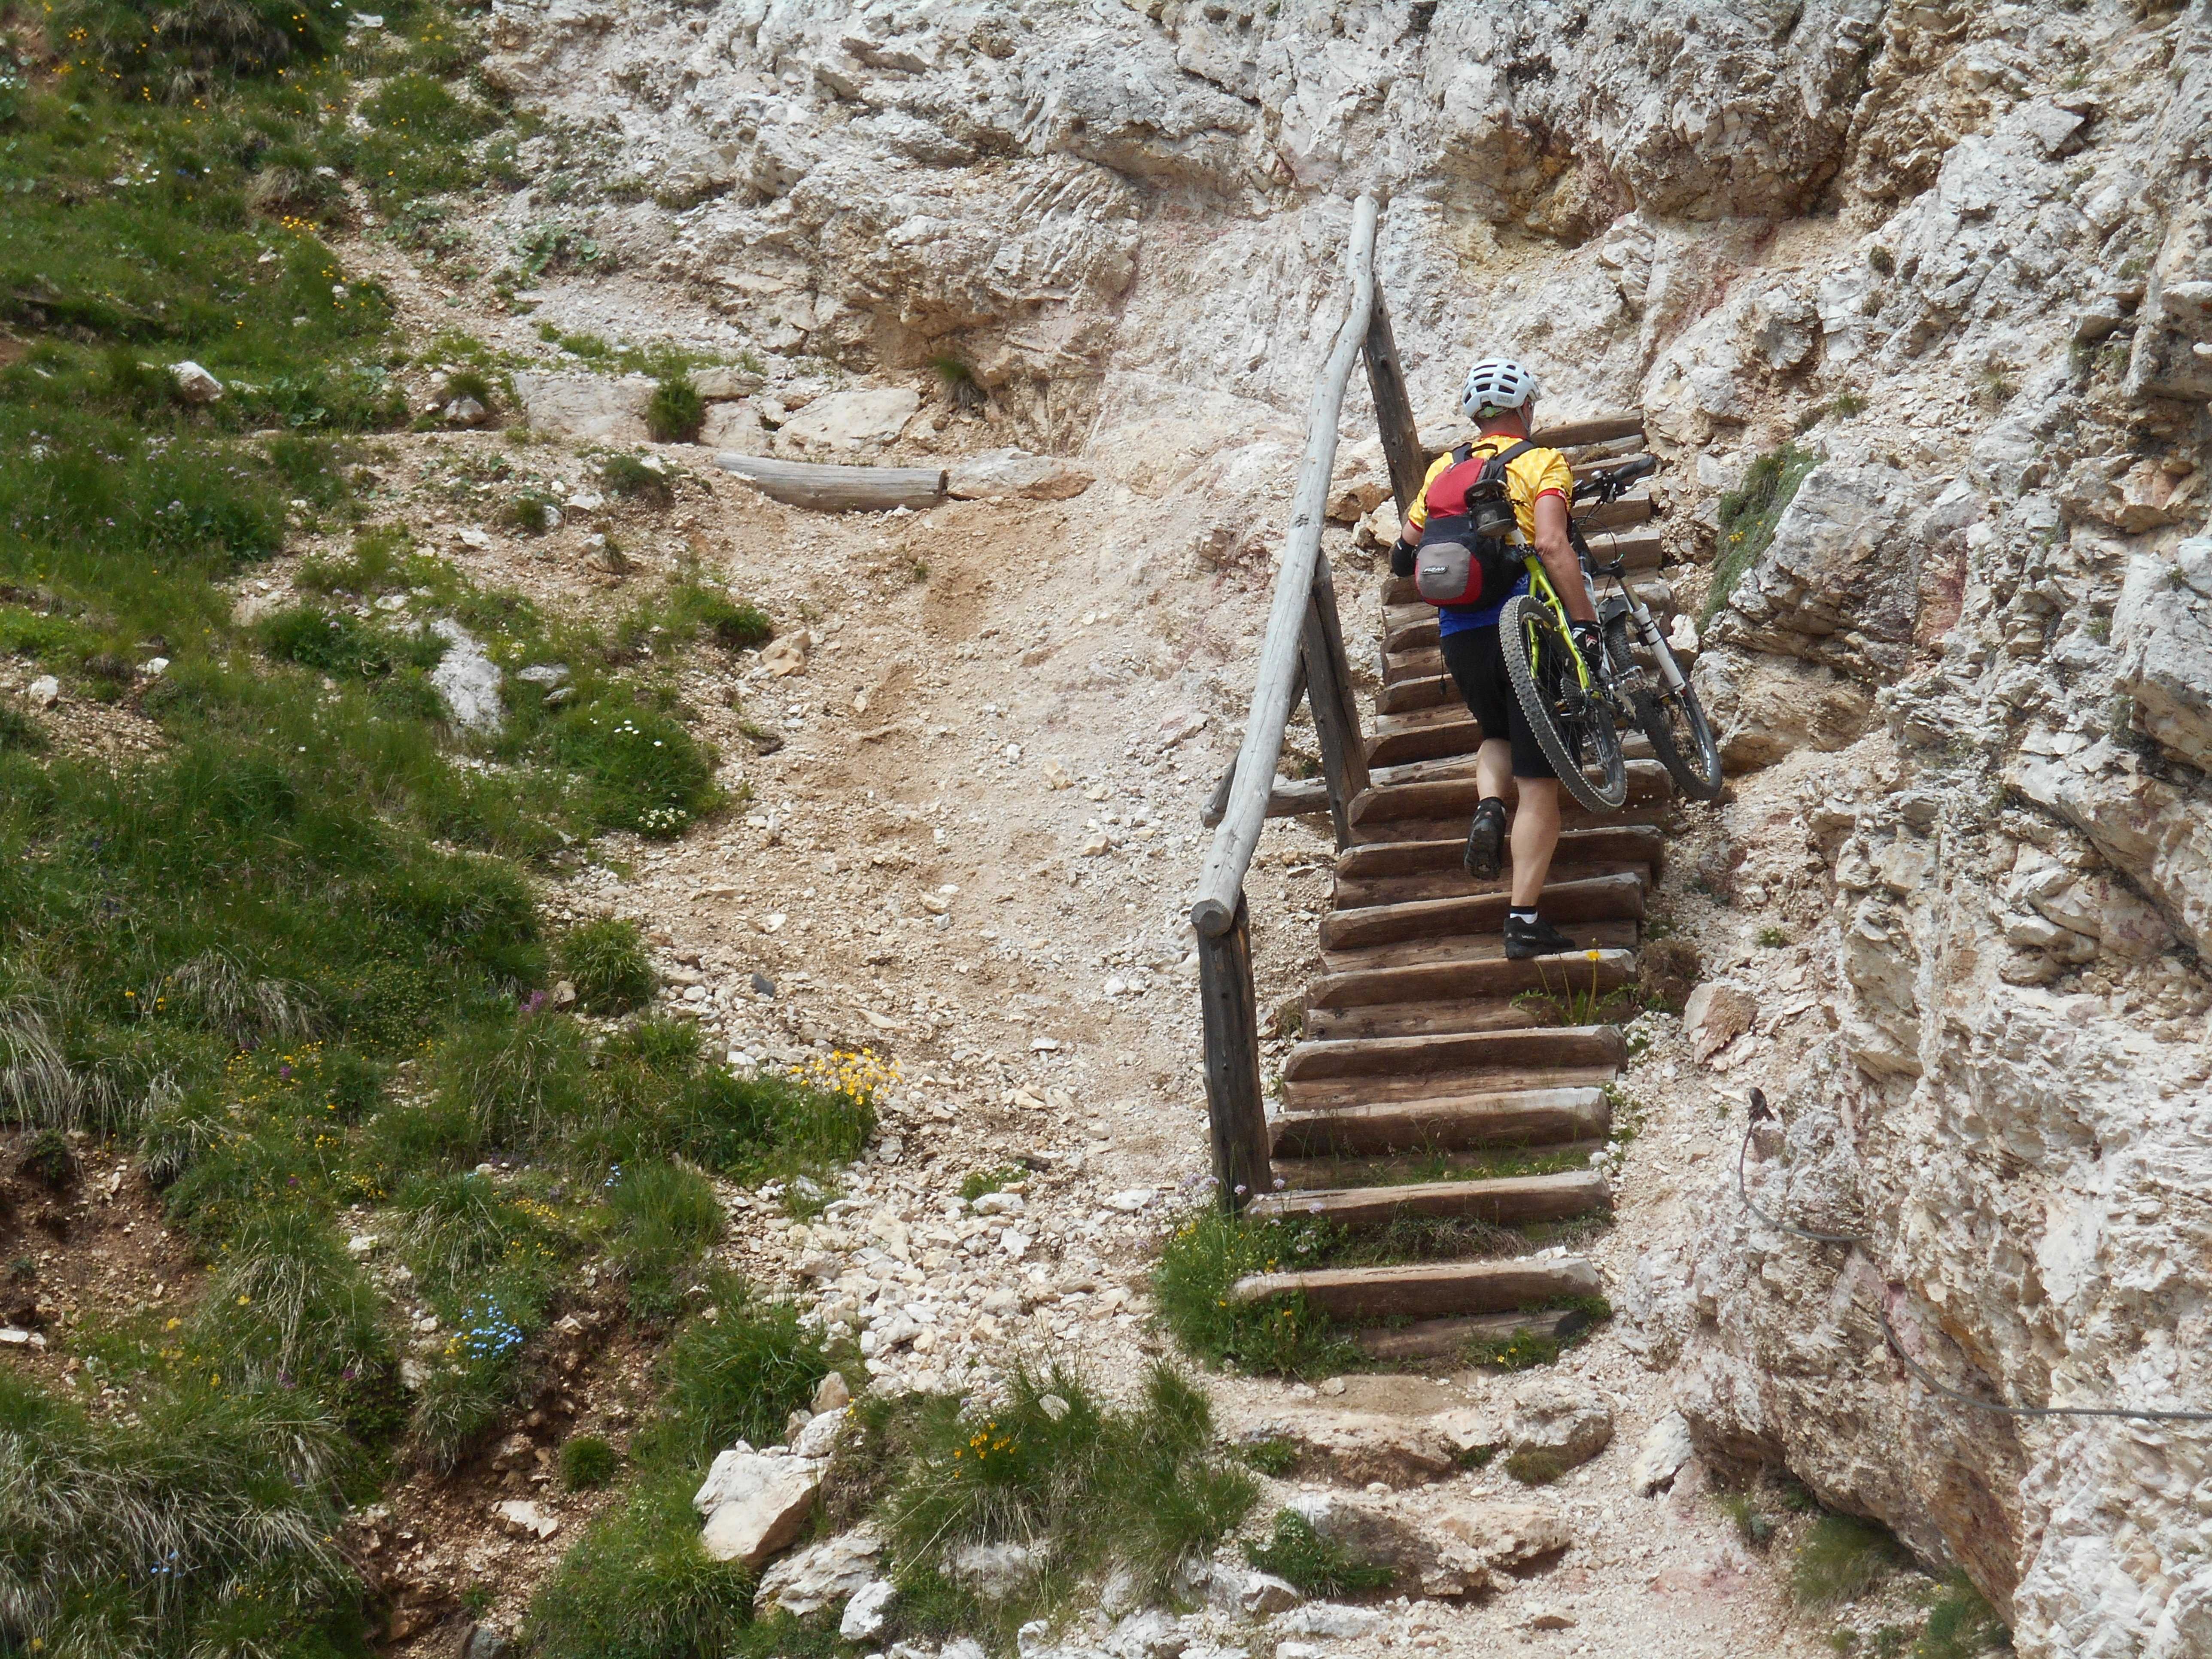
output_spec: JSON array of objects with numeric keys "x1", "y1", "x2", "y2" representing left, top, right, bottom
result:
[
  {"x1": 1450, "y1": 443, "x2": 1472, "y2": 465},
  {"x1": 1477, "y1": 438, "x2": 1538, "y2": 478}
]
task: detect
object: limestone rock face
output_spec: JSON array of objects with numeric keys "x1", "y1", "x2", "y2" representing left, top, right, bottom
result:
[
  {"x1": 513, "y1": 373, "x2": 655, "y2": 444},
  {"x1": 1285, "y1": 1491, "x2": 1568, "y2": 1598},
  {"x1": 754, "y1": 1527, "x2": 881, "y2": 1616},
  {"x1": 2112, "y1": 542, "x2": 2212, "y2": 769},
  {"x1": 693, "y1": 1449, "x2": 823, "y2": 1568}
]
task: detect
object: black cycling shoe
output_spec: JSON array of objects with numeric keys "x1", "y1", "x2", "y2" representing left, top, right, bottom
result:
[
  {"x1": 1503, "y1": 912, "x2": 1580, "y2": 960},
  {"x1": 1462, "y1": 798, "x2": 1507, "y2": 881}
]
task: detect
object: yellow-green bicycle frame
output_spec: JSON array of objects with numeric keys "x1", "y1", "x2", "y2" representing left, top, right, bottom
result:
[{"x1": 1515, "y1": 549, "x2": 1596, "y2": 693}]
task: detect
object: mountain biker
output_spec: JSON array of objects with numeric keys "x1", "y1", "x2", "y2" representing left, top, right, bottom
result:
[{"x1": 1388, "y1": 357, "x2": 1603, "y2": 961}]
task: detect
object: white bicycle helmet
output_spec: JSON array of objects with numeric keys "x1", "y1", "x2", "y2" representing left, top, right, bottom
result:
[{"x1": 1460, "y1": 357, "x2": 1541, "y2": 422}]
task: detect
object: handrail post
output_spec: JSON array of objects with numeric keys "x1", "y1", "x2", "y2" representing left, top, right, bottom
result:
[
  {"x1": 1300, "y1": 553, "x2": 1367, "y2": 850},
  {"x1": 1363, "y1": 286, "x2": 1426, "y2": 517},
  {"x1": 1197, "y1": 893, "x2": 1270, "y2": 1210}
]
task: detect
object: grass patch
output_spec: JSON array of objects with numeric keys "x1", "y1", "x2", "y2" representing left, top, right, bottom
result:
[
  {"x1": 1233, "y1": 1435, "x2": 1301, "y2": 1476},
  {"x1": 960, "y1": 1165, "x2": 1024, "y2": 1203},
  {"x1": 1705, "y1": 443, "x2": 1820, "y2": 628},
  {"x1": 559, "y1": 916, "x2": 657, "y2": 1013},
  {"x1": 1243, "y1": 1508, "x2": 1394, "y2": 1597},
  {"x1": 1719, "y1": 1489, "x2": 1777, "y2": 1547},
  {"x1": 1916, "y1": 1571, "x2": 2011, "y2": 1657},
  {"x1": 1792, "y1": 1513, "x2": 1912, "y2": 1606},
  {"x1": 602, "y1": 451, "x2": 675, "y2": 503},
  {"x1": 646, "y1": 375, "x2": 706, "y2": 444},
  {"x1": 606, "y1": 1160, "x2": 723, "y2": 1320},
  {"x1": 879, "y1": 1363, "x2": 1257, "y2": 1624},
  {"x1": 1152, "y1": 1209, "x2": 1364, "y2": 1379}
]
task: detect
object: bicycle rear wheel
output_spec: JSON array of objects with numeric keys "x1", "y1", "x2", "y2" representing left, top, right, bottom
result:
[
  {"x1": 1497, "y1": 594, "x2": 1629, "y2": 815},
  {"x1": 1635, "y1": 681, "x2": 1725, "y2": 802}
]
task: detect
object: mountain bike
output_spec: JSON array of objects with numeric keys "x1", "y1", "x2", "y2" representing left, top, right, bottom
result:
[
  {"x1": 1496, "y1": 455, "x2": 1723, "y2": 813},
  {"x1": 1570, "y1": 456, "x2": 1724, "y2": 802}
]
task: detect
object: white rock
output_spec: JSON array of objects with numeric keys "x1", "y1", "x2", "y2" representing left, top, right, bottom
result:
[
  {"x1": 1241, "y1": 1572, "x2": 1301, "y2": 1616},
  {"x1": 760, "y1": 635, "x2": 810, "y2": 677},
  {"x1": 428, "y1": 619, "x2": 504, "y2": 735},
  {"x1": 755, "y1": 1528, "x2": 881, "y2": 1616},
  {"x1": 840, "y1": 1578, "x2": 896, "y2": 1641},
  {"x1": 695, "y1": 1451, "x2": 822, "y2": 1568},
  {"x1": 1630, "y1": 1410, "x2": 1695, "y2": 1496},
  {"x1": 792, "y1": 1408, "x2": 845, "y2": 1459},
  {"x1": 1273, "y1": 1605, "x2": 1382, "y2": 1640},
  {"x1": 512, "y1": 373, "x2": 655, "y2": 444},
  {"x1": 492, "y1": 1499, "x2": 559, "y2": 1540},
  {"x1": 171, "y1": 360, "x2": 223, "y2": 403},
  {"x1": 1680, "y1": 981, "x2": 1757, "y2": 1063},
  {"x1": 777, "y1": 387, "x2": 921, "y2": 452},
  {"x1": 1105, "y1": 1189, "x2": 1154, "y2": 1213},
  {"x1": 25, "y1": 676, "x2": 58, "y2": 709},
  {"x1": 945, "y1": 1540, "x2": 1045, "y2": 1601},
  {"x1": 972, "y1": 1191, "x2": 1025, "y2": 1215}
]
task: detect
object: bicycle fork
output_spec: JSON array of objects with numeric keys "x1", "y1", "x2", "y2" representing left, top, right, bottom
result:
[{"x1": 1614, "y1": 584, "x2": 1689, "y2": 695}]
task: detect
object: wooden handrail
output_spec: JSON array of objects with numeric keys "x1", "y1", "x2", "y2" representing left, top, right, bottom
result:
[{"x1": 1190, "y1": 193, "x2": 1379, "y2": 940}]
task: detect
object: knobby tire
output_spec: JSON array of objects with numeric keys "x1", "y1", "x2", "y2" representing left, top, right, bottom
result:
[
  {"x1": 1498, "y1": 593, "x2": 1628, "y2": 815},
  {"x1": 1635, "y1": 681, "x2": 1725, "y2": 802}
]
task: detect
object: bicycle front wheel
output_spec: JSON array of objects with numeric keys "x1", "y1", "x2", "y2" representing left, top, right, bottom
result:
[
  {"x1": 1635, "y1": 680, "x2": 1725, "y2": 802},
  {"x1": 1498, "y1": 594, "x2": 1629, "y2": 815}
]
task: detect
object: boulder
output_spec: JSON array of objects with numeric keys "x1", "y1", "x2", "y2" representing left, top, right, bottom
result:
[
  {"x1": 171, "y1": 360, "x2": 223, "y2": 403},
  {"x1": 2113, "y1": 544, "x2": 2212, "y2": 770},
  {"x1": 1273, "y1": 1604, "x2": 1382, "y2": 1640},
  {"x1": 945, "y1": 1540, "x2": 1046, "y2": 1601},
  {"x1": 1693, "y1": 650, "x2": 1872, "y2": 770},
  {"x1": 693, "y1": 1449, "x2": 823, "y2": 1568},
  {"x1": 693, "y1": 366, "x2": 764, "y2": 401},
  {"x1": 1681, "y1": 982, "x2": 1757, "y2": 1064},
  {"x1": 1284, "y1": 1491, "x2": 1565, "y2": 1598},
  {"x1": 512, "y1": 373, "x2": 655, "y2": 444},
  {"x1": 1239, "y1": 1411, "x2": 1457, "y2": 1489},
  {"x1": 1503, "y1": 1380, "x2": 1613, "y2": 1479},
  {"x1": 429, "y1": 619, "x2": 504, "y2": 735},
  {"x1": 947, "y1": 448, "x2": 1096, "y2": 501},
  {"x1": 812, "y1": 1371, "x2": 853, "y2": 1413},
  {"x1": 840, "y1": 1578, "x2": 896, "y2": 1641},
  {"x1": 25, "y1": 675, "x2": 58, "y2": 709},
  {"x1": 1107, "y1": 1609, "x2": 1188, "y2": 1659},
  {"x1": 775, "y1": 387, "x2": 921, "y2": 453},
  {"x1": 702, "y1": 400, "x2": 771, "y2": 453},
  {"x1": 754, "y1": 1527, "x2": 882, "y2": 1616},
  {"x1": 1717, "y1": 461, "x2": 1919, "y2": 682},
  {"x1": 1629, "y1": 1410, "x2": 1696, "y2": 1496}
]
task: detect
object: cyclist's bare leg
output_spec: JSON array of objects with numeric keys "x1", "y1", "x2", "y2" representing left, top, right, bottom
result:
[
  {"x1": 1509, "y1": 778, "x2": 1560, "y2": 908},
  {"x1": 1475, "y1": 736, "x2": 1511, "y2": 805}
]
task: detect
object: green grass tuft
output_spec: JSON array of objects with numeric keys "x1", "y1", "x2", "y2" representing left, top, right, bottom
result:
[
  {"x1": 1152, "y1": 1209, "x2": 1364, "y2": 1379},
  {"x1": 605, "y1": 1161, "x2": 723, "y2": 1320},
  {"x1": 1243, "y1": 1508, "x2": 1394, "y2": 1597},
  {"x1": 1791, "y1": 1513, "x2": 1912, "y2": 1606},
  {"x1": 645, "y1": 376, "x2": 706, "y2": 444},
  {"x1": 601, "y1": 451, "x2": 675, "y2": 502},
  {"x1": 559, "y1": 916, "x2": 656, "y2": 1013},
  {"x1": 1705, "y1": 444, "x2": 1820, "y2": 628},
  {"x1": 1719, "y1": 1489, "x2": 1777, "y2": 1548},
  {"x1": 1916, "y1": 1570, "x2": 2011, "y2": 1658},
  {"x1": 960, "y1": 1165, "x2": 1024, "y2": 1203},
  {"x1": 561, "y1": 1433, "x2": 621, "y2": 1491}
]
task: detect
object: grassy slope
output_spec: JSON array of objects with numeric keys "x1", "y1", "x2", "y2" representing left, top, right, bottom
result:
[{"x1": 0, "y1": 5, "x2": 865, "y2": 1653}]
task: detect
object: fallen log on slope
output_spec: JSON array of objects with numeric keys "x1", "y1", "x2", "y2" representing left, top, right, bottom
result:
[{"x1": 714, "y1": 453, "x2": 946, "y2": 512}]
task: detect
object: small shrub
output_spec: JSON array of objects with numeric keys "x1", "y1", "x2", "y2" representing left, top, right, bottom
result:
[
  {"x1": 960, "y1": 1166, "x2": 1022, "y2": 1204},
  {"x1": 17, "y1": 1128, "x2": 76, "y2": 1189},
  {"x1": 506, "y1": 489, "x2": 564, "y2": 534},
  {"x1": 1868, "y1": 246, "x2": 1896, "y2": 276},
  {"x1": 528, "y1": 1471, "x2": 755, "y2": 1659},
  {"x1": 559, "y1": 917, "x2": 656, "y2": 1013},
  {"x1": 645, "y1": 377, "x2": 705, "y2": 444},
  {"x1": 601, "y1": 452, "x2": 675, "y2": 502},
  {"x1": 1243, "y1": 1508, "x2": 1394, "y2": 1597},
  {"x1": 1832, "y1": 392, "x2": 1868, "y2": 418},
  {"x1": 561, "y1": 1434, "x2": 621, "y2": 1490},
  {"x1": 432, "y1": 1012, "x2": 594, "y2": 1154},
  {"x1": 441, "y1": 368, "x2": 495, "y2": 410},
  {"x1": 1756, "y1": 926, "x2": 1791, "y2": 948},
  {"x1": 672, "y1": 585, "x2": 773, "y2": 650},
  {"x1": 1791, "y1": 1513, "x2": 1911, "y2": 1606}
]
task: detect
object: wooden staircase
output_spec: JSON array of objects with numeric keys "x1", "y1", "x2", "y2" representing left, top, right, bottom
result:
[{"x1": 1229, "y1": 413, "x2": 1681, "y2": 1361}]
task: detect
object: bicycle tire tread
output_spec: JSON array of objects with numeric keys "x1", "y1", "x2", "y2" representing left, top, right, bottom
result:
[{"x1": 1498, "y1": 595, "x2": 1629, "y2": 815}]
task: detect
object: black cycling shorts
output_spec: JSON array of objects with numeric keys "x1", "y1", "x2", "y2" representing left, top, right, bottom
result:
[{"x1": 1440, "y1": 623, "x2": 1555, "y2": 781}]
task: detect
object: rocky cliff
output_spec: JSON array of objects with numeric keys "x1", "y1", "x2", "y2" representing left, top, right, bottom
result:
[{"x1": 471, "y1": 2, "x2": 2212, "y2": 1652}]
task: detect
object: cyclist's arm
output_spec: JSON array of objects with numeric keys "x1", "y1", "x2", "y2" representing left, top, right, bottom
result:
[{"x1": 1533, "y1": 493, "x2": 1595, "y2": 623}]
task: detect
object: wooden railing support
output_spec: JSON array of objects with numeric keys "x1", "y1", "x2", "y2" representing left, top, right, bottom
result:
[
  {"x1": 1191, "y1": 192, "x2": 1379, "y2": 939},
  {"x1": 1363, "y1": 287, "x2": 1426, "y2": 519},
  {"x1": 1300, "y1": 553, "x2": 1368, "y2": 851},
  {"x1": 1197, "y1": 893, "x2": 1271, "y2": 1210}
]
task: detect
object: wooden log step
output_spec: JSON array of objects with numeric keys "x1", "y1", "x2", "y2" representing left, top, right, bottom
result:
[
  {"x1": 1383, "y1": 644, "x2": 1445, "y2": 685},
  {"x1": 1283, "y1": 1060, "x2": 1622, "y2": 1114},
  {"x1": 1338, "y1": 825, "x2": 1667, "y2": 881},
  {"x1": 1321, "y1": 920, "x2": 1639, "y2": 977},
  {"x1": 1228, "y1": 1255, "x2": 1602, "y2": 1319},
  {"x1": 1530, "y1": 413, "x2": 1645, "y2": 449},
  {"x1": 1376, "y1": 672, "x2": 1455, "y2": 715},
  {"x1": 1350, "y1": 761, "x2": 1674, "y2": 831},
  {"x1": 1352, "y1": 806, "x2": 1673, "y2": 844},
  {"x1": 1355, "y1": 1307, "x2": 1587, "y2": 1361},
  {"x1": 1244, "y1": 1169, "x2": 1611, "y2": 1228},
  {"x1": 1276, "y1": 1140, "x2": 1606, "y2": 1189},
  {"x1": 1331, "y1": 855, "x2": 1651, "y2": 911},
  {"x1": 1579, "y1": 490, "x2": 1654, "y2": 533},
  {"x1": 1383, "y1": 614, "x2": 1440, "y2": 656},
  {"x1": 1283, "y1": 1024, "x2": 1626, "y2": 1084},
  {"x1": 1319, "y1": 872, "x2": 1644, "y2": 951},
  {"x1": 1306, "y1": 945, "x2": 1635, "y2": 1015},
  {"x1": 1368, "y1": 727, "x2": 1656, "y2": 779},
  {"x1": 1304, "y1": 994, "x2": 1627, "y2": 1042},
  {"x1": 1272, "y1": 1085, "x2": 1611, "y2": 1157}
]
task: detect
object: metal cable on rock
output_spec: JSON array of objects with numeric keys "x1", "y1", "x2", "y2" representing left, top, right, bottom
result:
[{"x1": 1732, "y1": 1089, "x2": 2212, "y2": 1426}]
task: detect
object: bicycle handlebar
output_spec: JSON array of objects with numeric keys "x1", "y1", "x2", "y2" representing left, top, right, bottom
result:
[{"x1": 1570, "y1": 453, "x2": 1658, "y2": 504}]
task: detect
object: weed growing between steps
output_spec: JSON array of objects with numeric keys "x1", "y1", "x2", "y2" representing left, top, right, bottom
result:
[
  {"x1": 0, "y1": 11, "x2": 855, "y2": 1652},
  {"x1": 1154, "y1": 1209, "x2": 1613, "y2": 1377}
]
